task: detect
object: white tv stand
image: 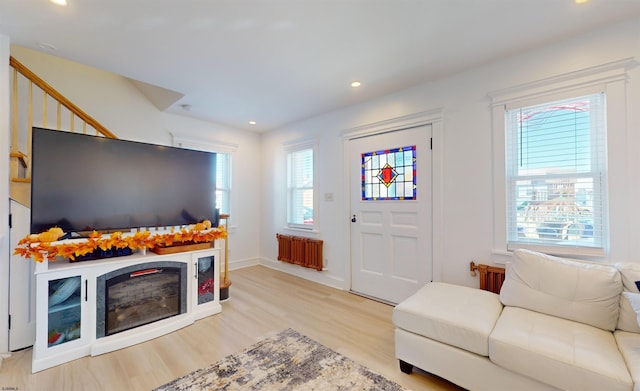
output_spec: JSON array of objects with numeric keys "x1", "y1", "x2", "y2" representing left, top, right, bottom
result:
[{"x1": 32, "y1": 247, "x2": 221, "y2": 373}]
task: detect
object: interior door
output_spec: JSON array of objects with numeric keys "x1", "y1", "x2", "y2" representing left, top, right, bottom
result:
[
  {"x1": 9, "y1": 199, "x2": 36, "y2": 350},
  {"x1": 349, "y1": 125, "x2": 432, "y2": 304}
]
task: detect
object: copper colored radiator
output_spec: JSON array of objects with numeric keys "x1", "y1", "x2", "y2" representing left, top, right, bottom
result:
[
  {"x1": 470, "y1": 261, "x2": 506, "y2": 294},
  {"x1": 276, "y1": 234, "x2": 323, "y2": 271}
]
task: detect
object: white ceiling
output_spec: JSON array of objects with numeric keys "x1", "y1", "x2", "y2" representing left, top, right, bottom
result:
[{"x1": 1, "y1": 0, "x2": 640, "y2": 132}]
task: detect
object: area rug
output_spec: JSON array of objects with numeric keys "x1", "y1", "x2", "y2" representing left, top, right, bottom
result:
[{"x1": 153, "y1": 328, "x2": 408, "y2": 390}]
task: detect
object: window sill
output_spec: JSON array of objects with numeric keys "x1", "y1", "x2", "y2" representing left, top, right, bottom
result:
[
  {"x1": 282, "y1": 226, "x2": 320, "y2": 236},
  {"x1": 506, "y1": 243, "x2": 605, "y2": 259}
]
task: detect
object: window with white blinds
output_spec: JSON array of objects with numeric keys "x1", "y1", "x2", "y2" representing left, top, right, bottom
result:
[
  {"x1": 216, "y1": 153, "x2": 231, "y2": 216},
  {"x1": 505, "y1": 92, "x2": 608, "y2": 253},
  {"x1": 287, "y1": 146, "x2": 314, "y2": 229},
  {"x1": 171, "y1": 137, "x2": 235, "y2": 225}
]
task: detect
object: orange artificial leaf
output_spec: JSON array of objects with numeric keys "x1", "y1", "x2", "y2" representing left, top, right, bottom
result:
[
  {"x1": 33, "y1": 252, "x2": 44, "y2": 262},
  {"x1": 163, "y1": 236, "x2": 175, "y2": 247}
]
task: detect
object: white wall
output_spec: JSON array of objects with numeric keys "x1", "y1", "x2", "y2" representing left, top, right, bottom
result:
[
  {"x1": 8, "y1": 46, "x2": 263, "y2": 269},
  {"x1": 260, "y1": 17, "x2": 640, "y2": 289},
  {"x1": 1, "y1": 33, "x2": 12, "y2": 356},
  {"x1": 4, "y1": 17, "x2": 640, "y2": 314}
]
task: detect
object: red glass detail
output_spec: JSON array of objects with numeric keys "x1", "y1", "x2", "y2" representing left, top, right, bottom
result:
[
  {"x1": 130, "y1": 269, "x2": 159, "y2": 277},
  {"x1": 198, "y1": 277, "x2": 214, "y2": 295},
  {"x1": 377, "y1": 163, "x2": 398, "y2": 187}
]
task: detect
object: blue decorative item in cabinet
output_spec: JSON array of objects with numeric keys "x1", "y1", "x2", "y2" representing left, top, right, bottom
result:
[{"x1": 47, "y1": 276, "x2": 81, "y2": 347}]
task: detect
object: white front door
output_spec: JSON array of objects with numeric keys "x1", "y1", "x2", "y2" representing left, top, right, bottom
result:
[
  {"x1": 349, "y1": 125, "x2": 432, "y2": 304},
  {"x1": 9, "y1": 199, "x2": 36, "y2": 350}
]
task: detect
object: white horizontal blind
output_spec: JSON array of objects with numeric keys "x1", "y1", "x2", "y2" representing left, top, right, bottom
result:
[
  {"x1": 287, "y1": 147, "x2": 314, "y2": 228},
  {"x1": 216, "y1": 153, "x2": 231, "y2": 216},
  {"x1": 505, "y1": 92, "x2": 607, "y2": 252},
  {"x1": 171, "y1": 137, "x2": 237, "y2": 224}
]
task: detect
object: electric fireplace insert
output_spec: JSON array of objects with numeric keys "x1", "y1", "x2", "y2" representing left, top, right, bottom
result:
[{"x1": 96, "y1": 261, "x2": 187, "y2": 338}]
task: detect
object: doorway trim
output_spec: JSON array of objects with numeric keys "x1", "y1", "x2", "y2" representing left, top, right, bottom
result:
[{"x1": 341, "y1": 108, "x2": 444, "y2": 291}]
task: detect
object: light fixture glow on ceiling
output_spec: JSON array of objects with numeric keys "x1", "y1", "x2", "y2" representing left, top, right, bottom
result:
[
  {"x1": 50, "y1": 0, "x2": 68, "y2": 6},
  {"x1": 351, "y1": 81, "x2": 361, "y2": 88},
  {"x1": 37, "y1": 42, "x2": 58, "y2": 52},
  {"x1": 249, "y1": 121, "x2": 257, "y2": 125},
  {"x1": 574, "y1": 0, "x2": 589, "y2": 4}
]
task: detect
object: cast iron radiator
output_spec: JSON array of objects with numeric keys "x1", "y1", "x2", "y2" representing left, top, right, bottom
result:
[
  {"x1": 276, "y1": 234, "x2": 323, "y2": 271},
  {"x1": 470, "y1": 261, "x2": 506, "y2": 294}
]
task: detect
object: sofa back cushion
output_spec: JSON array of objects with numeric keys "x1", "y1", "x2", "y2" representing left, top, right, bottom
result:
[
  {"x1": 500, "y1": 249, "x2": 622, "y2": 331},
  {"x1": 614, "y1": 262, "x2": 640, "y2": 332}
]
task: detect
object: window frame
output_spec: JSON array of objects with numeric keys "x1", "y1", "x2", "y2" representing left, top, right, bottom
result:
[
  {"x1": 172, "y1": 136, "x2": 236, "y2": 225},
  {"x1": 284, "y1": 139, "x2": 317, "y2": 231},
  {"x1": 504, "y1": 92, "x2": 608, "y2": 255},
  {"x1": 214, "y1": 152, "x2": 232, "y2": 217},
  {"x1": 490, "y1": 58, "x2": 632, "y2": 259}
]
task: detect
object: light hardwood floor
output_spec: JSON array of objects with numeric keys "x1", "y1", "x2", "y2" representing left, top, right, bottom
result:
[{"x1": 1, "y1": 265, "x2": 463, "y2": 390}]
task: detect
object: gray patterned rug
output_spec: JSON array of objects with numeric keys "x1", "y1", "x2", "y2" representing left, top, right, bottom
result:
[{"x1": 153, "y1": 328, "x2": 408, "y2": 390}]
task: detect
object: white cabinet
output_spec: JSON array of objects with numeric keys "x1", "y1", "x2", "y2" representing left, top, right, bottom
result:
[
  {"x1": 192, "y1": 250, "x2": 221, "y2": 320},
  {"x1": 32, "y1": 269, "x2": 92, "y2": 372},
  {"x1": 31, "y1": 248, "x2": 221, "y2": 373}
]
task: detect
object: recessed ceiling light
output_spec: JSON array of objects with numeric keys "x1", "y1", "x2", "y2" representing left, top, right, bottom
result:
[
  {"x1": 37, "y1": 42, "x2": 57, "y2": 52},
  {"x1": 575, "y1": 0, "x2": 588, "y2": 3},
  {"x1": 249, "y1": 121, "x2": 257, "y2": 125},
  {"x1": 351, "y1": 81, "x2": 361, "y2": 88},
  {"x1": 50, "y1": 0, "x2": 68, "y2": 6}
]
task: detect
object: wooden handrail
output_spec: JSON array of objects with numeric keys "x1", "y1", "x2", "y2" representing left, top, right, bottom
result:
[{"x1": 9, "y1": 56, "x2": 117, "y2": 139}]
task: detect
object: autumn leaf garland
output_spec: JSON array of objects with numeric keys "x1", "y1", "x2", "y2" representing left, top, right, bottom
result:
[{"x1": 14, "y1": 227, "x2": 227, "y2": 262}]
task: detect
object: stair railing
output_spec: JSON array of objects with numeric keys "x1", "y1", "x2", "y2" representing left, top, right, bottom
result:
[{"x1": 9, "y1": 56, "x2": 117, "y2": 205}]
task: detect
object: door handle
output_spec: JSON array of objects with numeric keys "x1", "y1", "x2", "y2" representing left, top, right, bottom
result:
[{"x1": 351, "y1": 214, "x2": 357, "y2": 223}]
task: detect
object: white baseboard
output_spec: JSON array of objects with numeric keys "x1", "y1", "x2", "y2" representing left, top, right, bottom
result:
[
  {"x1": 228, "y1": 258, "x2": 260, "y2": 270},
  {"x1": 227, "y1": 257, "x2": 347, "y2": 291},
  {"x1": 258, "y1": 258, "x2": 347, "y2": 291}
]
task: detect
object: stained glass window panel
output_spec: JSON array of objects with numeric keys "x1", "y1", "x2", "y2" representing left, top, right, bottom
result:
[{"x1": 362, "y1": 145, "x2": 416, "y2": 201}]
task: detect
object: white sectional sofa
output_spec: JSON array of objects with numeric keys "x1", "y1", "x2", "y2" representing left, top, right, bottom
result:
[{"x1": 393, "y1": 249, "x2": 640, "y2": 391}]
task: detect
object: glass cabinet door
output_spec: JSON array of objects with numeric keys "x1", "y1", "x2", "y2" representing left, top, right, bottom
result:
[
  {"x1": 47, "y1": 276, "x2": 82, "y2": 347},
  {"x1": 196, "y1": 255, "x2": 215, "y2": 305}
]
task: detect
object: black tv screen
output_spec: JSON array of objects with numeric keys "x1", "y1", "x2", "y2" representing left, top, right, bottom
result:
[{"x1": 30, "y1": 127, "x2": 217, "y2": 234}]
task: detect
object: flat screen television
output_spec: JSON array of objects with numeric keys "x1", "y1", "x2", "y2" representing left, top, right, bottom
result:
[{"x1": 30, "y1": 127, "x2": 217, "y2": 235}]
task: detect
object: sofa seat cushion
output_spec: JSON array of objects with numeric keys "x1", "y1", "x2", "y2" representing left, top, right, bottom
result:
[
  {"x1": 490, "y1": 307, "x2": 632, "y2": 391},
  {"x1": 615, "y1": 330, "x2": 640, "y2": 391},
  {"x1": 392, "y1": 282, "x2": 503, "y2": 356}
]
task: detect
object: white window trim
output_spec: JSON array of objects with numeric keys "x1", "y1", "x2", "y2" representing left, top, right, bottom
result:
[
  {"x1": 283, "y1": 137, "x2": 318, "y2": 232},
  {"x1": 489, "y1": 58, "x2": 635, "y2": 259},
  {"x1": 172, "y1": 135, "x2": 237, "y2": 228},
  {"x1": 172, "y1": 136, "x2": 238, "y2": 154}
]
